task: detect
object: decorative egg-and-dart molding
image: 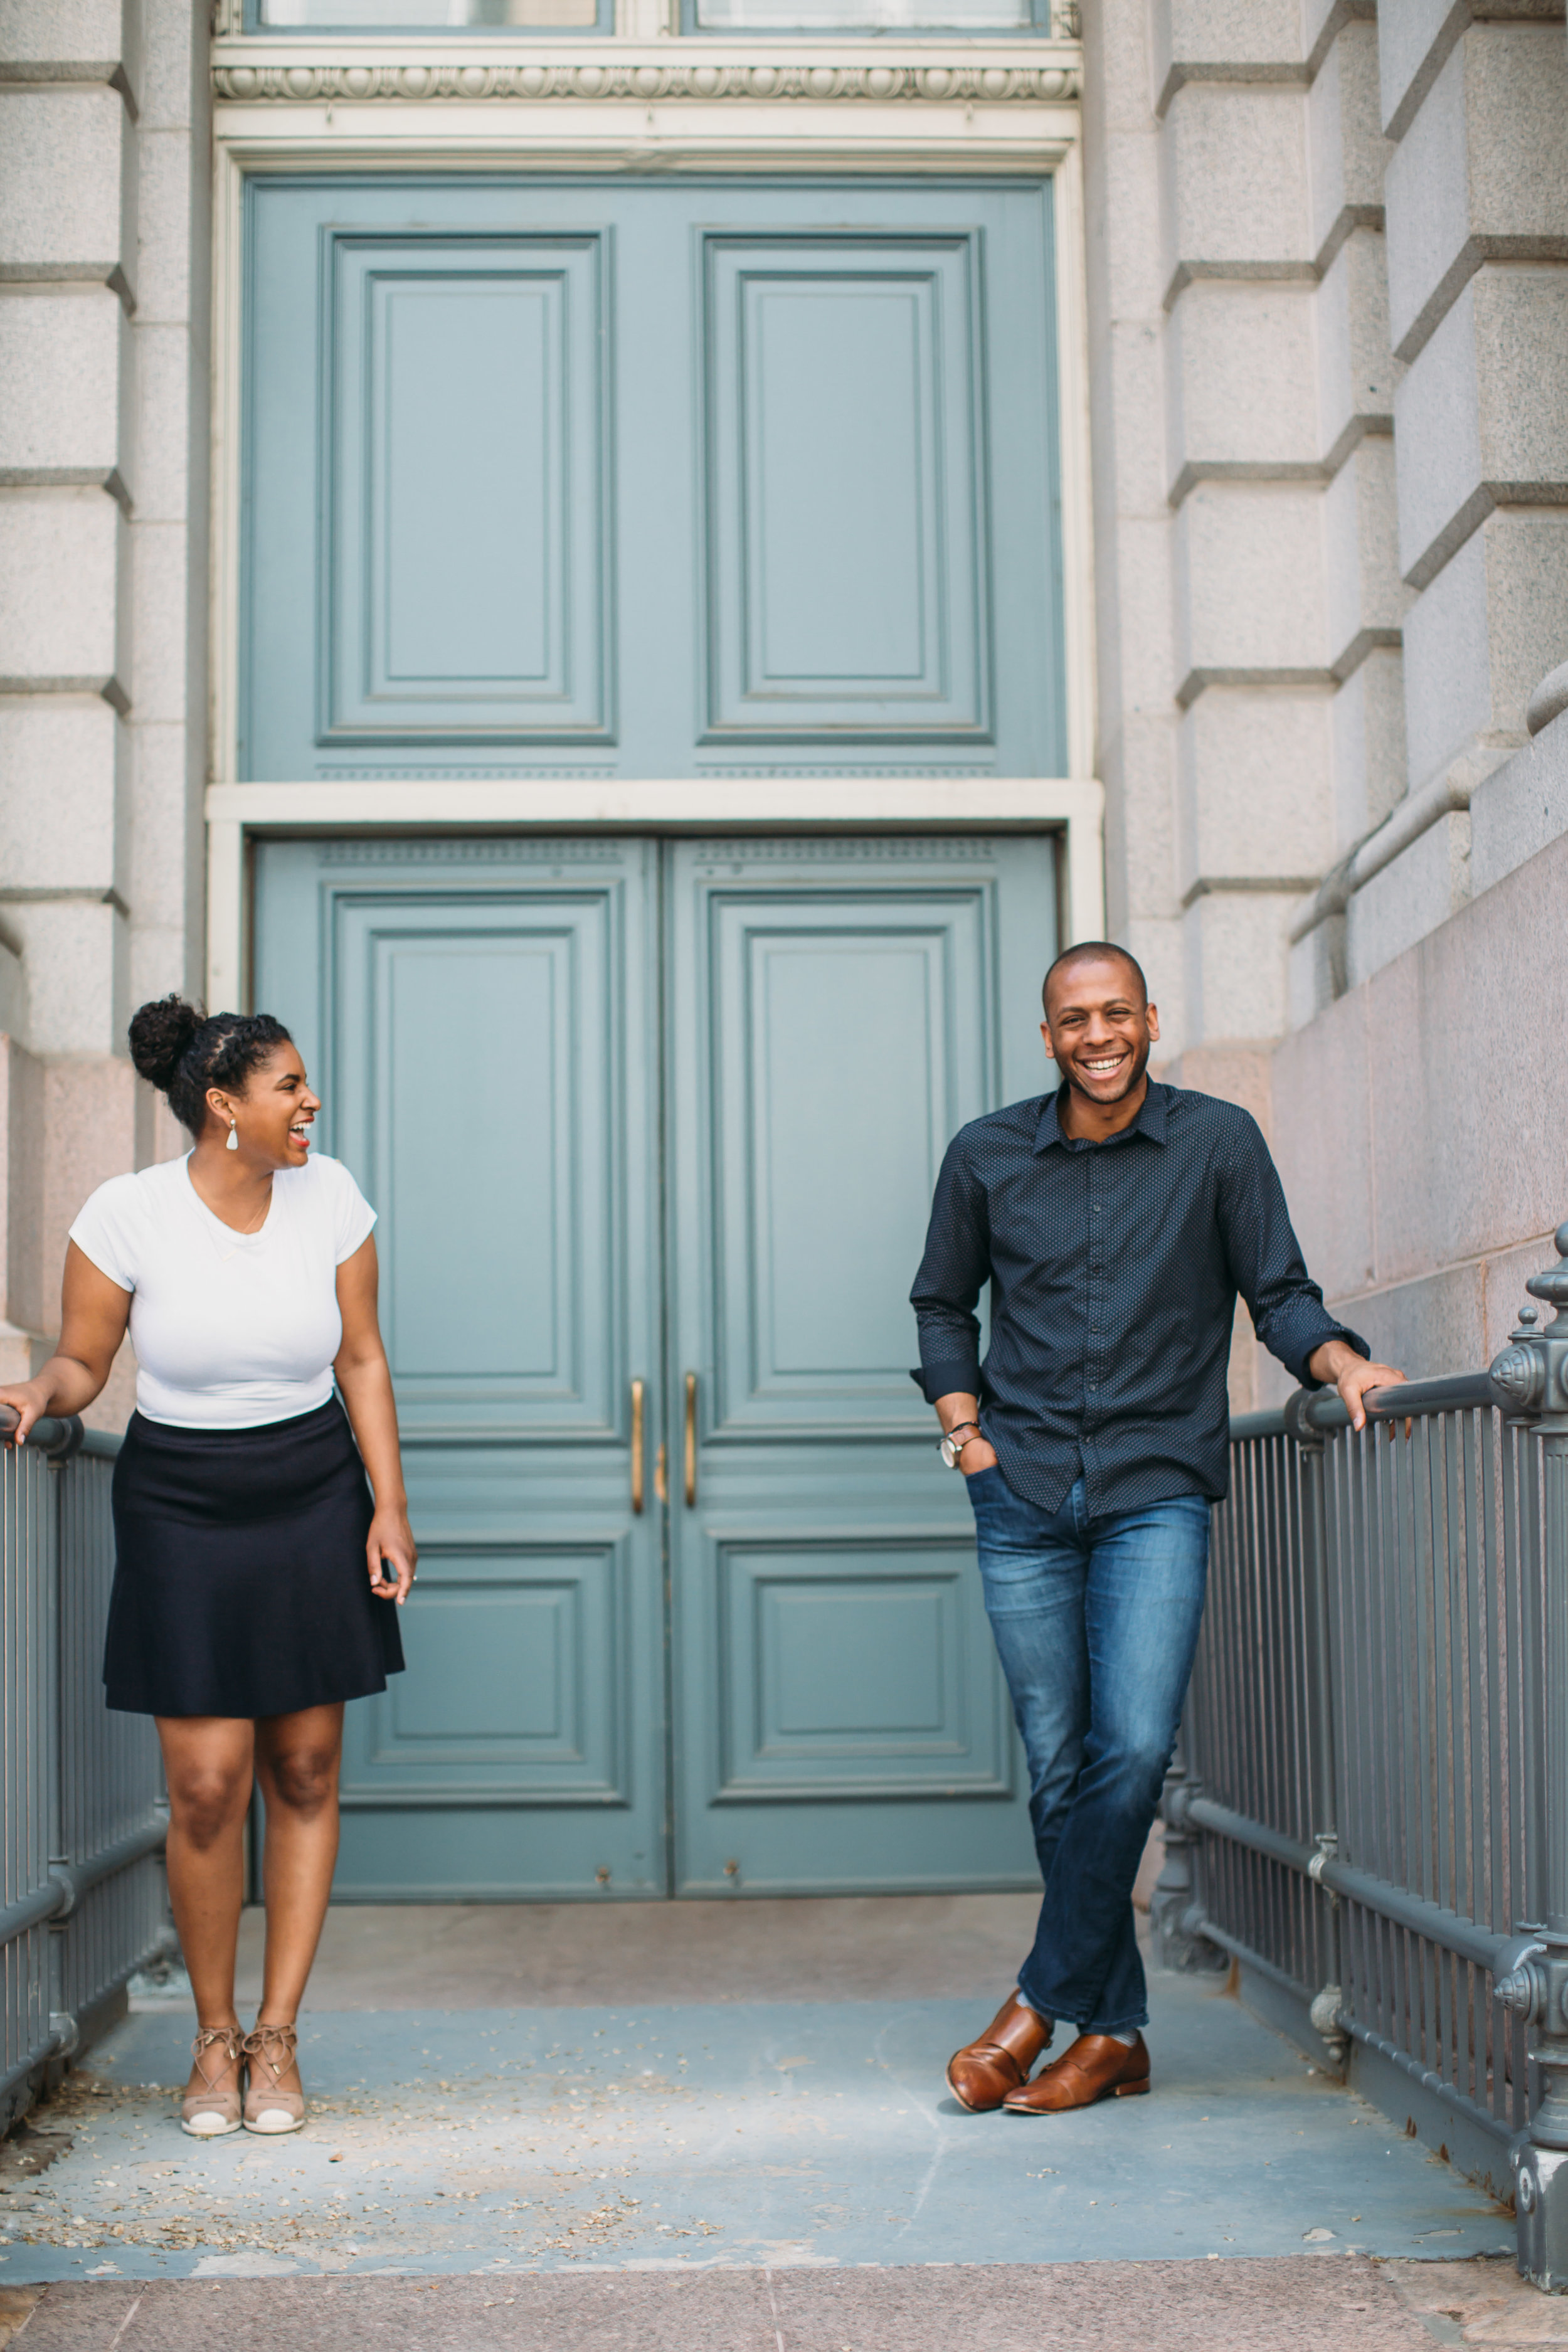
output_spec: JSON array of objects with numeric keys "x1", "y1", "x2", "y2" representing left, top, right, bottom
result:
[{"x1": 212, "y1": 53, "x2": 1081, "y2": 103}]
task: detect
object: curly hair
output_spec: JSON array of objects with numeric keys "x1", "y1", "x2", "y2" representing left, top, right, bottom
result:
[{"x1": 127, "y1": 996, "x2": 294, "y2": 1136}]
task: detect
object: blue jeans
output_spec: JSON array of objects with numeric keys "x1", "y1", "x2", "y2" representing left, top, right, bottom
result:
[{"x1": 967, "y1": 1466, "x2": 1210, "y2": 2035}]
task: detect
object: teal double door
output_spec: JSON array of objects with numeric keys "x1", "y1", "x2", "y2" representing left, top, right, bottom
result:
[
  {"x1": 253, "y1": 834, "x2": 1057, "y2": 1897},
  {"x1": 243, "y1": 166, "x2": 1069, "y2": 1893}
]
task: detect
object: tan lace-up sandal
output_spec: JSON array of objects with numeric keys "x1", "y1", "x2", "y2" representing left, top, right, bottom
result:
[
  {"x1": 241, "y1": 2021, "x2": 305, "y2": 2134},
  {"x1": 181, "y1": 2026, "x2": 244, "y2": 2137}
]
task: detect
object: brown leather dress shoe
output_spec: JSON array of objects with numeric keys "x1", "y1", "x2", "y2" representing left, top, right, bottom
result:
[
  {"x1": 946, "y1": 1992, "x2": 1053, "y2": 2112},
  {"x1": 1002, "y1": 2030, "x2": 1150, "y2": 2112}
]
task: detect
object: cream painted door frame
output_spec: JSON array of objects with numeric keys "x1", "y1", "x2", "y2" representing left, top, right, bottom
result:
[{"x1": 206, "y1": 42, "x2": 1100, "y2": 1010}]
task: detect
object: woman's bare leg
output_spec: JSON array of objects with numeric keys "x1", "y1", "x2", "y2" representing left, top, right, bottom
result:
[
  {"x1": 156, "y1": 1716, "x2": 255, "y2": 2097},
  {"x1": 252, "y1": 1702, "x2": 344, "y2": 2058}
]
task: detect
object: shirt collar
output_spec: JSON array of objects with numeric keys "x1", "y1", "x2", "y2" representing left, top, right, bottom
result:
[{"x1": 1036, "y1": 1079, "x2": 1170, "y2": 1153}]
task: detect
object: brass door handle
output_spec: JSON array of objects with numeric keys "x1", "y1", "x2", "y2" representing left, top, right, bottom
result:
[
  {"x1": 630, "y1": 1379, "x2": 645, "y2": 1515},
  {"x1": 684, "y1": 1371, "x2": 697, "y2": 1508}
]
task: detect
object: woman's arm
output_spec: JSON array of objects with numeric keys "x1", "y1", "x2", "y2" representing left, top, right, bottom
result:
[
  {"x1": 333, "y1": 1234, "x2": 417, "y2": 1604},
  {"x1": 0, "y1": 1242, "x2": 132, "y2": 1442}
]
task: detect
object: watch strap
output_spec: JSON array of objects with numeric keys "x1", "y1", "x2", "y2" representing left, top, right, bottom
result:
[{"x1": 938, "y1": 1420, "x2": 986, "y2": 1468}]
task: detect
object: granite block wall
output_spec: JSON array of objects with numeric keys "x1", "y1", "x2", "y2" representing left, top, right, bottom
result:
[
  {"x1": 0, "y1": 0, "x2": 206, "y2": 1423},
  {"x1": 1084, "y1": 0, "x2": 1568, "y2": 1401}
]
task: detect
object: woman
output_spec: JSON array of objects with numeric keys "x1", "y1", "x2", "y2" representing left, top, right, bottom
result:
[{"x1": 0, "y1": 997, "x2": 415, "y2": 2139}]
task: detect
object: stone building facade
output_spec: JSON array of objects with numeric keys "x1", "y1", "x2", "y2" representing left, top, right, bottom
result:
[
  {"x1": 2, "y1": 0, "x2": 1566, "y2": 1422},
  {"x1": 1084, "y1": 0, "x2": 1568, "y2": 1404}
]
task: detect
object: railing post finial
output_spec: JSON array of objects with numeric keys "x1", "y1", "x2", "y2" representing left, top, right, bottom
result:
[{"x1": 1491, "y1": 1224, "x2": 1568, "y2": 1421}]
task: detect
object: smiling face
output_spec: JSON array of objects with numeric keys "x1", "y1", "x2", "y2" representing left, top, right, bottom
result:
[
  {"x1": 1041, "y1": 953, "x2": 1160, "y2": 1109},
  {"x1": 207, "y1": 1041, "x2": 320, "y2": 1170}
]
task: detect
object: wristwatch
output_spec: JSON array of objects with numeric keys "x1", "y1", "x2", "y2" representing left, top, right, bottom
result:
[{"x1": 939, "y1": 1421, "x2": 985, "y2": 1470}]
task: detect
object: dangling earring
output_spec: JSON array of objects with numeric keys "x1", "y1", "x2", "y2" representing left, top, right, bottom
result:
[{"x1": 226, "y1": 1121, "x2": 240, "y2": 1152}]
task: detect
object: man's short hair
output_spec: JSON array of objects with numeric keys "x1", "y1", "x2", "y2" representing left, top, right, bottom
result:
[{"x1": 1041, "y1": 941, "x2": 1149, "y2": 1017}]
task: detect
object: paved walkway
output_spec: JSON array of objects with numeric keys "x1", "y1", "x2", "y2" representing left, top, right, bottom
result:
[
  {"x1": 0, "y1": 1897, "x2": 1544, "y2": 2346},
  {"x1": 0, "y1": 2257, "x2": 1542, "y2": 2351}
]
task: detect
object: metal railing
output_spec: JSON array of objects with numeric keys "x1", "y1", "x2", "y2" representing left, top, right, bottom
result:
[
  {"x1": 1155, "y1": 1224, "x2": 1568, "y2": 2289},
  {"x1": 1, "y1": 1406, "x2": 168, "y2": 2132}
]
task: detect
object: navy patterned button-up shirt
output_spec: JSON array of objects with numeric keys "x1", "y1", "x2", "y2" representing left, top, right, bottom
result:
[{"x1": 910, "y1": 1081, "x2": 1367, "y2": 1515}]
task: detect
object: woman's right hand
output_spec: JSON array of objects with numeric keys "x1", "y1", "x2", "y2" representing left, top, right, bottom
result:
[{"x1": 0, "y1": 1378, "x2": 58, "y2": 1447}]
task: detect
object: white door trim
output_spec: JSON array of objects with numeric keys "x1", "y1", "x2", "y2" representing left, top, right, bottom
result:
[{"x1": 205, "y1": 777, "x2": 1104, "y2": 1008}]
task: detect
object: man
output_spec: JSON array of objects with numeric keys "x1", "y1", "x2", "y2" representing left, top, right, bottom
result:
[{"x1": 910, "y1": 942, "x2": 1403, "y2": 2116}]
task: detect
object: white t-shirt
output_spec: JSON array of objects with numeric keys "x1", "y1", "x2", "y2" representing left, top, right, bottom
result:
[{"x1": 68, "y1": 1152, "x2": 378, "y2": 1430}]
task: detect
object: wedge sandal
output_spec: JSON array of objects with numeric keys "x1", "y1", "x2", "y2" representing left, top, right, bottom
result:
[
  {"x1": 241, "y1": 2021, "x2": 305, "y2": 2134},
  {"x1": 181, "y1": 2026, "x2": 244, "y2": 2138}
]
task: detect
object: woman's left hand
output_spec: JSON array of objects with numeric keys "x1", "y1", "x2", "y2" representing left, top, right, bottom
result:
[{"x1": 366, "y1": 1506, "x2": 417, "y2": 1604}]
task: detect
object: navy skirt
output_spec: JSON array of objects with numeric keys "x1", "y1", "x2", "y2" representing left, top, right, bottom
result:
[{"x1": 103, "y1": 1395, "x2": 405, "y2": 1718}]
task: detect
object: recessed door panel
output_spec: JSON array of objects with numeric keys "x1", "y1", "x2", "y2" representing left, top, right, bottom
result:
[
  {"x1": 253, "y1": 837, "x2": 663, "y2": 1899},
  {"x1": 379, "y1": 938, "x2": 563, "y2": 1383},
  {"x1": 715, "y1": 1535, "x2": 1012, "y2": 1801},
  {"x1": 702, "y1": 236, "x2": 988, "y2": 738},
  {"x1": 334, "y1": 892, "x2": 617, "y2": 1433},
  {"x1": 364, "y1": 1540, "x2": 628, "y2": 1796},
  {"x1": 709, "y1": 889, "x2": 982, "y2": 1434},
  {"x1": 325, "y1": 235, "x2": 610, "y2": 742}
]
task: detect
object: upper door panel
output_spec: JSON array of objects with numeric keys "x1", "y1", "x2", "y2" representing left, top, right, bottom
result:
[
  {"x1": 705, "y1": 878, "x2": 987, "y2": 1435},
  {"x1": 242, "y1": 176, "x2": 1066, "y2": 782},
  {"x1": 326, "y1": 235, "x2": 610, "y2": 744},
  {"x1": 702, "y1": 234, "x2": 987, "y2": 742}
]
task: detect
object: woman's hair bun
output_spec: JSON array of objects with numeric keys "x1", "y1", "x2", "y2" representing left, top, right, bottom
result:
[
  {"x1": 127, "y1": 999, "x2": 292, "y2": 1134},
  {"x1": 128, "y1": 995, "x2": 205, "y2": 1095}
]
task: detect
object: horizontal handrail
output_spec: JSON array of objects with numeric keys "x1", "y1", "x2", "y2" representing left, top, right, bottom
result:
[
  {"x1": 0, "y1": 1402, "x2": 85, "y2": 1461},
  {"x1": 1296, "y1": 1371, "x2": 1503, "y2": 1428},
  {"x1": 0, "y1": 1814, "x2": 167, "y2": 1954},
  {"x1": 1319, "y1": 1854, "x2": 1512, "y2": 1977},
  {"x1": 1227, "y1": 1408, "x2": 1290, "y2": 1443},
  {"x1": 1181, "y1": 1793, "x2": 1313, "y2": 1878},
  {"x1": 1227, "y1": 1374, "x2": 1507, "y2": 1451},
  {"x1": 1185, "y1": 1792, "x2": 1513, "y2": 1975}
]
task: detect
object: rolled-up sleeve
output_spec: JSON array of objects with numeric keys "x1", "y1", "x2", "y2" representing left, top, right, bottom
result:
[
  {"x1": 909, "y1": 1131, "x2": 992, "y2": 1404},
  {"x1": 1219, "y1": 1117, "x2": 1369, "y2": 1387}
]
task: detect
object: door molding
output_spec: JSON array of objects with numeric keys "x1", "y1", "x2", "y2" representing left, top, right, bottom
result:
[
  {"x1": 212, "y1": 47, "x2": 1081, "y2": 109},
  {"x1": 204, "y1": 780, "x2": 1103, "y2": 1011}
]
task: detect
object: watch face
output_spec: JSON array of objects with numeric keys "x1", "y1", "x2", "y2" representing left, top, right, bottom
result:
[{"x1": 939, "y1": 1434, "x2": 960, "y2": 1468}]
